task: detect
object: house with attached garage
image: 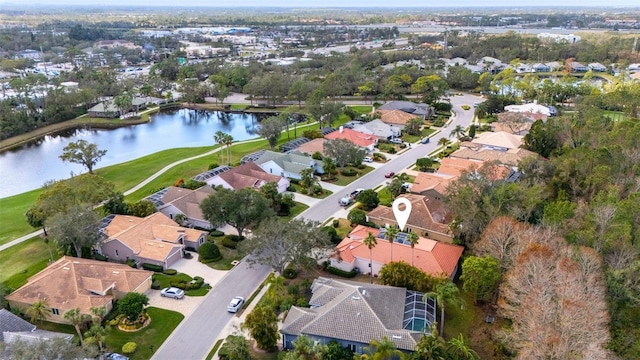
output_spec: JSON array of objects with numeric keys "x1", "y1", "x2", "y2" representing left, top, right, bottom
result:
[
  {"x1": 353, "y1": 119, "x2": 401, "y2": 140},
  {"x1": 98, "y1": 212, "x2": 207, "y2": 268},
  {"x1": 145, "y1": 185, "x2": 216, "y2": 230},
  {"x1": 378, "y1": 100, "x2": 433, "y2": 120},
  {"x1": 253, "y1": 150, "x2": 324, "y2": 179},
  {"x1": 5, "y1": 257, "x2": 152, "y2": 324},
  {"x1": 204, "y1": 162, "x2": 290, "y2": 193},
  {"x1": 325, "y1": 127, "x2": 377, "y2": 152},
  {"x1": 281, "y1": 277, "x2": 436, "y2": 355}
]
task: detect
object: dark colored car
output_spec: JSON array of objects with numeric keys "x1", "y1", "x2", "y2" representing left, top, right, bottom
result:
[{"x1": 384, "y1": 172, "x2": 395, "y2": 178}]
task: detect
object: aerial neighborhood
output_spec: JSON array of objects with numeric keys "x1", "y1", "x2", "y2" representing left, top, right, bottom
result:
[{"x1": 0, "y1": 4, "x2": 639, "y2": 360}]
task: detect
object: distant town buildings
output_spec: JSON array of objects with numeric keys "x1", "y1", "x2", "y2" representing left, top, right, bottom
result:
[{"x1": 537, "y1": 33, "x2": 581, "y2": 43}]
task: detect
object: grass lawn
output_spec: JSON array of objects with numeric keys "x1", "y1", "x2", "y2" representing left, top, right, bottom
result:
[
  {"x1": 206, "y1": 237, "x2": 242, "y2": 271},
  {"x1": 280, "y1": 201, "x2": 309, "y2": 221},
  {"x1": 0, "y1": 236, "x2": 59, "y2": 290},
  {"x1": 403, "y1": 127, "x2": 436, "y2": 144},
  {"x1": 331, "y1": 166, "x2": 375, "y2": 186},
  {"x1": 230, "y1": 104, "x2": 249, "y2": 110},
  {"x1": 333, "y1": 218, "x2": 353, "y2": 239},
  {"x1": 104, "y1": 307, "x2": 184, "y2": 360},
  {"x1": 603, "y1": 110, "x2": 629, "y2": 122},
  {"x1": 0, "y1": 189, "x2": 40, "y2": 246},
  {"x1": 152, "y1": 272, "x2": 210, "y2": 296},
  {"x1": 348, "y1": 105, "x2": 373, "y2": 114},
  {"x1": 377, "y1": 187, "x2": 393, "y2": 207},
  {"x1": 289, "y1": 184, "x2": 333, "y2": 199}
]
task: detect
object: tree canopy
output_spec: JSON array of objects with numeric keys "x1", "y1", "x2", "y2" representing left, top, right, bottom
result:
[
  {"x1": 59, "y1": 140, "x2": 107, "y2": 175},
  {"x1": 200, "y1": 188, "x2": 273, "y2": 236}
]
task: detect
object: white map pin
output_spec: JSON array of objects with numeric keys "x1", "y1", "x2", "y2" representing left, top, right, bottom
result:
[{"x1": 392, "y1": 197, "x2": 412, "y2": 231}]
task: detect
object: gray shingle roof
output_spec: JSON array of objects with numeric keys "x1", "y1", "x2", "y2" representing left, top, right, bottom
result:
[
  {"x1": 282, "y1": 277, "x2": 426, "y2": 351},
  {"x1": 255, "y1": 150, "x2": 322, "y2": 176},
  {"x1": 378, "y1": 101, "x2": 431, "y2": 116},
  {"x1": 0, "y1": 309, "x2": 36, "y2": 341}
]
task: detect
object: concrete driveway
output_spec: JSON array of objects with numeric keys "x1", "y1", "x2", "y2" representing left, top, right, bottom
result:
[{"x1": 147, "y1": 253, "x2": 230, "y2": 316}]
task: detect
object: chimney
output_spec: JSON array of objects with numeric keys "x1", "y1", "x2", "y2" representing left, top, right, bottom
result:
[{"x1": 339, "y1": 126, "x2": 344, "y2": 133}]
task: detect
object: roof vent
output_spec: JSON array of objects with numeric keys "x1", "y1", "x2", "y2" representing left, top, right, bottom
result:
[
  {"x1": 63, "y1": 267, "x2": 70, "y2": 271},
  {"x1": 392, "y1": 335, "x2": 402, "y2": 340},
  {"x1": 112, "y1": 271, "x2": 120, "y2": 274},
  {"x1": 73, "y1": 261, "x2": 80, "y2": 264},
  {"x1": 351, "y1": 295, "x2": 361, "y2": 300},
  {"x1": 362, "y1": 289, "x2": 367, "y2": 296}
]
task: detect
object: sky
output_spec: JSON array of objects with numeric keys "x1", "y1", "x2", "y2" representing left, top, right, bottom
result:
[{"x1": 7, "y1": 0, "x2": 640, "y2": 7}]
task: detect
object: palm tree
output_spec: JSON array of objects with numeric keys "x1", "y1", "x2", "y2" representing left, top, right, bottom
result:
[
  {"x1": 437, "y1": 137, "x2": 450, "y2": 148},
  {"x1": 90, "y1": 306, "x2": 106, "y2": 323},
  {"x1": 449, "y1": 125, "x2": 466, "y2": 140},
  {"x1": 363, "y1": 232, "x2": 378, "y2": 284},
  {"x1": 361, "y1": 337, "x2": 405, "y2": 359},
  {"x1": 424, "y1": 281, "x2": 461, "y2": 336},
  {"x1": 415, "y1": 324, "x2": 447, "y2": 360},
  {"x1": 26, "y1": 299, "x2": 51, "y2": 324},
  {"x1": 384, "y1": 226, "x2": 399, "y2": 262},
  {"x1": 64, "y1": 308, "x2": 90, "y2": 346},
  {"x1": 223, "y1": 133, "x2": 234, "y2": 165},
  {"x1": 84, "y1": 323, "x2": 110, "y2": 352},
  {"x1": 267, "y1": 275, "x2": 286, "y2": 307},
  {"x1": 214, "y1": 131, "x2": 226, "y2": 163},
  {"x1": 407, "y1": 232, "x2": 419, "y2": 266},
  {"x1": 447, "y1": 334, "x2": 480, "y2": 360}
]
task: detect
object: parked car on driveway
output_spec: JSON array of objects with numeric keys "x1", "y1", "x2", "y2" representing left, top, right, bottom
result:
[
  {"x1": 228, "y1": 296, "x2": 245, "y2": 313},
  {"x1": 363, "y1": 156, "x2": 373, "y2": 163},
  {"x1": 384, "y1": 172, "x2": 395, "y2": 178},
  {"x1": 160, "y1": 287, "x2": 184, "y2": 299},
  {"x1": 390, "y1": 138, "x2": 403, "y2": 144}
]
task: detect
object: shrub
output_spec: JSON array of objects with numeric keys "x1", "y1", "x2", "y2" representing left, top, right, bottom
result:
[
  {"x1": 348, "y1": 209, "x2": 367, "y2": 225},
  {"x1": 208, "y1": 162, "x2": 219, "y2": 170},
  {"x1": 432, "y1": 118, "x2": 446, "y2": 127},
  {"x1": 322, "y1": 226, "x2": 342, "y2": 244},
  {"x1": 341, "y1": 168, "x2": 356, "y2": 176},
  {"x1": 303, "y1": 129, "x2": 324, "y2": 139},
  {"x1": 183, "y1": 252, "x2": 193, "y2": 259},
  {"x1": 141, "y1": 263, "x2": 163, "y2": 272},
  {"x1": 387, "y1": 147, "x2": 397, "y2": 154},
  {"x1": 183, "y1": 179, "x2": 206, "y2": 190},
  {"x1": 287, "y1": 185, "x2": 296, "y2": 192},
  {"x1": 326, "y1": 266, "x2": 358, "y2": 278},
  {"x1": 332, "y1": 219, "x2": 340, "y2": 228},
  {"x1": 283, "y1": 268, "x2": 298, "y2": 279},
  {"x1": 122, "y1": 342, "x2": 137, "y2": 355},
  {"x1": 93, "y1": 253, "x2": 108, "y2": 261},
  {"x1": 221, "y1": 237, "x2": 237, "y2": 249},
  {"x1": 163, "y1": 269, "x2": 178, "y2": 275},
  {"x1": 461, "y1": 105, "x2": 471, "y2": 110},
  {"x1": 209, "y1": 230, "x2": 225, "y2": 237},
  {"x1": 228, "y1": 235, "x2": 245, "y2": 242},
  {"x1": 126, "y1": 259, "x2": 137, "y2": 268},
  {"x1": 373, "y1": 152, "x2": 386, "y2": 161},
  {"x1": 300, "y1": 188, "x2": 308, "y2": 195},
  {"x1": 199, "y1": 242, "x2": 222, "y2": 261},
  {"x1": 287, "y1": 284, "x2": 300, "y2": 296},
  {"x1": 311, "y1": 151, "x2": 323, "y2": 160},
  {"x1": 151, "y1": 281, "x2": 162, "y2": 290},
  {"x1": 289, "y1": 178, "x2": 300, "y2": 185},
  {"x1": 434, "y1": 102, "x2": 453, "y2": 112},
  {"x1": 399, "y1": 143, "x2": 407, "y2": 149},
  {"x1": 296, "y1": 297, "x2": 309, "y2": 307}
]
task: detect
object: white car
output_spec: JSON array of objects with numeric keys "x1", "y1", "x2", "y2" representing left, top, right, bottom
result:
[
  {"x1": 160, "y1": 287, "x2": 184, "y2": 299},
  {"x1": 363, "y1": 156, "x2": 373, "y2": 163},
  {"x1": 390, "y1": 138, "x2": 403, "y2": 144},
  {"x1": 227, "y1": 296, "x2": 245, "y2": 313}
]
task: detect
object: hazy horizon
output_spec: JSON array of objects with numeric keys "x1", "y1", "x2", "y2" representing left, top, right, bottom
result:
[{"x1": 4, "y1": 0, "x2": 640, "y2": 8}]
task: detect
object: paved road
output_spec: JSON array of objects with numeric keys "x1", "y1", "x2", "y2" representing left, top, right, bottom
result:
[
  {"x1": 297, "y1": 92, "x2": 482, "y2": 223},
  {"x1": 152, "y1": 260, "x2": 272, "y2": 360}
]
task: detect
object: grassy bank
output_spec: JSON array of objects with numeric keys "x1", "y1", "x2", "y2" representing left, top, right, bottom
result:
[{"x1": 0, "y1": 236, "x2": 60, "y2": 290}]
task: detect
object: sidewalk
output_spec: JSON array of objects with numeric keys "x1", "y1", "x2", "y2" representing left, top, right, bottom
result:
[{"x1": 208, "y1": 283, "x2": 272, "y2": 360}]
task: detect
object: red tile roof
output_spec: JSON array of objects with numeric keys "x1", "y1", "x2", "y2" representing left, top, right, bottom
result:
[{"x1": 325, "y1": 128, "x2": 376, "y2": 148}]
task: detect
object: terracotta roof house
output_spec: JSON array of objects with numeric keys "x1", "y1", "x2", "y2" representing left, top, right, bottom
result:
[
  {"x1": 410, "y1": 172, "x2": 455, "y2": 200},
  {"x1": 366, "y1": 194, "x2": 454, "y2": 243},
  {"x1": 451, "y1": 142, "x2": 537, "y2": 167},
  {"x1": 378, "y1": 109, "x2": 419, "y2": 127},
  {"x1": 254, "y1": 150, "x2": 324, "y2": 180},
  {"x1": 151, "y1": 186, "x2": 215, "y2": 230},
  {"x1": 325, "y1": 128, "x2": 377, "y2": 152},
  {"x1": 331, "y1": 225, "x2": 463, "y2": 279},
  {"x1": 6, "y1": 257, "x2": 152, "y2": 324},
  {"x1": 0, "y1": 309, "x2": 73, "y2": 344},
  {"x1": 282, "y1": 277, "x2": 436, "y2": 354},
  {"x1": 471, "y1": 131, "x2": 524, "y2": 150},
  {"x1": 205, "y1": 162, "x2": 290, "y2": 193},
  {"x1": 294, "y1": 138, "x2": 327, "y2": 156},
  {"x1": 99, "y1": 212, "x2": 207, "y2": 268},
  {"x1": 436, "y1": 157, "x2": 486, "y2": 178},
  {"x1": 353, "y1": 119, "x2": 401, "y2": 140},
  {"x1": 378, "y1": 100, "x2": 433, "y2": 119}
]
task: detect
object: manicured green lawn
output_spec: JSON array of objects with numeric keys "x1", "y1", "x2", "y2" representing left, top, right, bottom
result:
[
  {"x1": 289, "y1": 184, "x2": 333, "y2": 199},
  {"x1": 377, "y1": 187, "x2": 393, "y2": 207},
  {"x1": 206, "y1": 238, "x2": 242, "y2": 271},
  {"x1": 104, "y1": 307, "x2": 184, "y2": 360},
  {"x1": 0, "y1": 189, "x2": 40, "y2": 246},
  {"x1": 348, "y1": 105, "x2": 373, "y2": 114},
  {"x1": 152, "y1": 272, "x2": 210, "y2": 296},
  {"x1": 603, "y1": 110, "x2": 629, "y2": 122},
  {"x1": 331, "y1": 166, "x2": 375, "y2": 186},
  {"x1": 403, "y1": 128, "x2": 436, "y2": 144},
  {"x1": 280, "y1": 201, "x2": 309, "y2": 221},
  {"x1": 0, "y1": 236, "x2": 59, "y2": 290}
]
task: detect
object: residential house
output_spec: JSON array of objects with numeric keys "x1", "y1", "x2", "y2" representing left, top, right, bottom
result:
[
  {"x1": 504, "y1": 102, "x2": 552, "y2": 117},
  {"x1": 531, "y1": 63, "x2": 551, "y2": 72},
  {"x1": 366, "y1": 194, "x2": 454, "y2": 243},
  {"x1": 515, "y1": 63, "x2": 533, "y2": 74},
  {"x1": 377, "y1": 109, "x2": 420, "y2": 129},
  {"x1": 477, "y1": 56, "x2": 505, "y2": 74},
  {"x1": 94, "y1": 40, "x2": 141, "y2": 50},
  {"x1": 353, "y1": 119, "x2": 401, "y2": 140},
  {"x1": 332, "y1": 225, "x2": 463, "y2": 278},
  {"x1": 570, "y1": 62, "x2": 589, "y2": 73},
  {"x1": 471, "y1": 131, "x2": 524, "y2": 150},
  {"x1": 254, "y1": 150, "x2": 324, "y2": 179},
  {"x1": 15, "y1": 49, "x2": 42, "y2": 61},
  {"x1": 87, "y1": 97, "x2": 148, "y2": 118},
  {"x1": 588, "y1": 62, "x2": 607, "y2": 72},
  {"x1": 100, "y1": 212, "x2": 207, "y2": 268},
  {"x1": 6, "y1": 257, "x2": 152, "y2": 324},
  {"x1": 444, "y1": 57, "x2": 468, "y2": 66},
  {"x1": 59, "y1": 81, "x2": 79, "y2": 92},
  {"x1": 325, "y1": 128, "x2": 377, "y2": 153},
  {"x1": 378, "y1": 100, "x2": 433, "y2": 120},
  {"x1": 294, "y1": 138, "x2": 328, "y2": 157},
  {"x1": 410, "y1": 172, "x2": 455, "y2": 200},
  {"x1": 0, "y1": 309, "x2": 73, "y2": 345},
  {"x1": 545, "y1": 61, "x2": 563, "y2": 71},
  {"x1": 205, "y1": 162, "x2": 290, "y2": 193},
  {"x1": 451, "y1": 142, "x2": 537, "y2": 167},
  {"x1": 148, "y1": 186, "x2": 216, "y2": 230},
  {"x1": 282, "y1": 277, "x2": 436, "y2": 354}
]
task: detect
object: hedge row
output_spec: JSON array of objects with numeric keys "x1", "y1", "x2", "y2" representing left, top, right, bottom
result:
[
  {"x1": 142, "y1": 263, "x2": 163, "y2": 272},
  {"x1": 326, "y1": 266, "x2": 358, "y2": 278}
]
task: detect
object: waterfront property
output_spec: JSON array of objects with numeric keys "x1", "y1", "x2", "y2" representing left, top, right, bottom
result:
[{"x1": 146, "y1": 185, "x2": 216, "y2": 230}]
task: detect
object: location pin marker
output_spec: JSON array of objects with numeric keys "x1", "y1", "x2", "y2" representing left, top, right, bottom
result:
[{"x1": 392, "y1": 198, "x2": 412, "y2": 231}]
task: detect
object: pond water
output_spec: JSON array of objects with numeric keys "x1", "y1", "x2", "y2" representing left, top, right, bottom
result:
[{"x1": 0, "y1": 109, "x2": 265, "y2": 199}]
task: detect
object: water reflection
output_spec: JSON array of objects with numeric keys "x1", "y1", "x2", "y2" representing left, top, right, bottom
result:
[{"x1": 0, "y1": 109, "x2": 264, "y2": 198}]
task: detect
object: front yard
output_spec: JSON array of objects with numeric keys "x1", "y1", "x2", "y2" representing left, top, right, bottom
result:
[{"x1": 327, "y1": 165, "x2": 375, "y2": 186}]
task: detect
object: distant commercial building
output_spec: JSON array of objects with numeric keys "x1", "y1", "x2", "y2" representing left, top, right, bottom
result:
[{"x1": 537, "y1": 33, "x2": 581, "y2": 43}]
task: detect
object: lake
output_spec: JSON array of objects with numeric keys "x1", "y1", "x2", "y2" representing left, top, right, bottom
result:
[{"x1": 0, "y1": 109, "x2": 265, "y2": 199}]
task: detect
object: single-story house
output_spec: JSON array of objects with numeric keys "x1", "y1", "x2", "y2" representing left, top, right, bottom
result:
[
  {"x1": 515, "y1": 63, "x2": 533, "y2": 74},
  {"x1": 545, "y1": 61, "x2": 563, "y2": 71},
  {"x1": 378, "y1": 100, "x2": 433, "y2": 120},
  {"x1": 254, "y1": 150, "x2": 324, "y2": 179},
  {"x1": 6, "y1": 257, "x2": 152, "y2": 324},
  {"x1": 282, "y1": 277, "x2": 436, "y2": 354},
  {"x1": 353, "y1": 119, "x2": 401, "y2": 140},
  {"x1": 366, "y1": 194, "x2": 454, "y2": 243},
  {"x1": 325, "y1": 128, "x2": 377, "y2": 153},
  {"x1": 150, "y1": 185, "x2": 216, "y2": 230},
  {"x1": 87, "y1": 97, "x2": 148, "y2": 118},
  {"x1": 570, "y1": 62, "x2": 589, "y2": 72},
  {"x1": 443, "y1": 57, "x2": 468, "y2": 66},
  {"x1": 504, "y1": 102, "x2": 552, "y2": 117},
  {"x1": 410, "y1": 172, "x2": 456, "y2": 200},
  {"x1": 437, "y1": 156, "x2": 512, "y2": 180},
  {"x1": 332, "y1": 225, "x2": 463, "y2": 279},
  {"x1": 451, "y1": 142, "x2": 537, "y2": 167},
  {"x1": 205, "y1": 162, "x2": 290, "y2": 193},
  {"x1": 59, "y1": 81, "x2": 79, "y2": 92},
  {"x1": 99, "y1": 212, "x2": 207, "y2": 268},
  {"x1": 377, "y1": 109, "x2": 420, "y2": 128},
  {"x1": 471, "y1": 131, "x2": 524, "y2": 150},
  {"x1": 0, "y1": 309, "x2": 73, "y2": 344},
  {"x1": 588, "y1": 62, "x2": 607, "y2": 72},
  {"x1": 294, "y1": 138, "x2": 328, "y2": 157},
  {"x1": 532, "y1": 63, "x2": 551, "y2": 72}
]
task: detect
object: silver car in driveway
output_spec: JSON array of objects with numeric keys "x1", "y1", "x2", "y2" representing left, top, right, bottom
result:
[
  {"x1": 160, "y1": 287, "x2": 185, "y2": 299},
  {"x1": 227, "y1": 296, "x2": 245, "y2": 313}
]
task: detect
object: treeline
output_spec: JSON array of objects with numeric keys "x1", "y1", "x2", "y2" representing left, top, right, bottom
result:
[{"x1": 443, "y1": 96, "x2": 640, "y2": 357}]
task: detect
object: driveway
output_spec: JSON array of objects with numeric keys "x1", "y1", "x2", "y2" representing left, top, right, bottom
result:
[{"x1": 147, "y1": 253, "x2": 230, "y2": 316}]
